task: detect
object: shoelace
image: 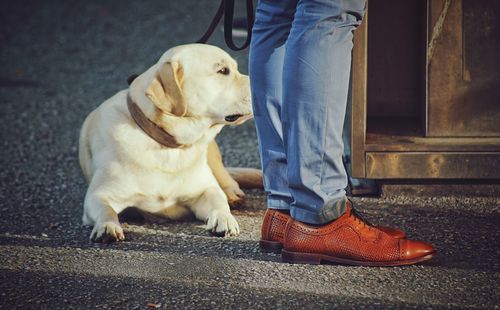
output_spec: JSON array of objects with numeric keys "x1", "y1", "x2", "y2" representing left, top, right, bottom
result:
[{"x1": 348, "y1": 200, "x2": 374, "y2": 230}]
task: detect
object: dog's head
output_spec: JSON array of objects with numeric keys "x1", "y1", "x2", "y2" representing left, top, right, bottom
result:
[{"x1": 142, "y1": 44, "x2": 252, "y2": 126}]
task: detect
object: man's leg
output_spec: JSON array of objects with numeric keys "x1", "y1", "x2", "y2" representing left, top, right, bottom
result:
[
  {"x1": 255, "y1": 0, "x2": 435, "y2": 265},
  {"x1": 249, "y1": 0, "x2": 298, "y2": 210},
  {"x1": 282, "y1": 0, "x2": 366, "y2": 224}
]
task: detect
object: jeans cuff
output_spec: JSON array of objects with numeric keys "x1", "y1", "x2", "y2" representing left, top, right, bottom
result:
[
  {"x1": 290, "y1": 196, "x2": 348, "y2": 225},
  {"x1": 267, "y1": 196, "x2": 291, "y2": 210}
]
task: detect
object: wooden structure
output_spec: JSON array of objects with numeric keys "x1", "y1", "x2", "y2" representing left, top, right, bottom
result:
[{"x1": 351, "y1": 0, "x2": 500, "y2": 179}]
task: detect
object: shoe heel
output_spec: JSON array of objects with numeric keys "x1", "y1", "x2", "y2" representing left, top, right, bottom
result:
[
  {"x1": 281, "y1": 250, "x2": 321, "y2": 265},
  {"x1": 259, "y1": 240, "x2": 283, "y2": 254}
]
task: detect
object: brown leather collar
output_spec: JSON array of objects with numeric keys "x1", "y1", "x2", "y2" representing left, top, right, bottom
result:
[{"x1": 127, "y1": 94, "x2": 187, "y2": 148}]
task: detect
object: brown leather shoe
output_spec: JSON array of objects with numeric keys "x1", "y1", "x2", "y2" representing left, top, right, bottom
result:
[
  {"x1": 281, "y1": 204, "x2": 435, "y2": 266},
  {"x1": 260, "y1": 207, "x2": 406, "y2": 253},
  {"x1": 260, "y1": 209, "x2": 290, "y2": 253}
]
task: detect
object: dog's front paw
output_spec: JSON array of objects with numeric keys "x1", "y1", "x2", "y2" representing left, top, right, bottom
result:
[
  {"x1": 90, "y1": 221, "x2": 125, "y2": 243},
  {"x1": 223, "y1": 185, "x2": 245, "y2": 207},
  {"x1": 206, "y1": 210, "x2": 240, "y2": 237}
]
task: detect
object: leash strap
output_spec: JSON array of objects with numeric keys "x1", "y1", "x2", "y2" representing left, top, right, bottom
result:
[{"x1": 197, "y1": 0, "x2": 254, "y2": 51}]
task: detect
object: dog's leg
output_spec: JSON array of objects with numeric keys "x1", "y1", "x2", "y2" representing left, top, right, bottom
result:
[
  {"x1": 190, "y1": 187, "x2": 240, "y2": 237},
  {"x1": 78, "y1": 111, "x2": 96, "y2": 183},
  {"x1": 207, "y1": 140, "x2": 245, "y2": 206},
  {"x1": 226, "y1": 167, "x2": 264, "y2": 189},
  {"x1": 84, "y1": 192, "x2": 125, "y2": 243}
]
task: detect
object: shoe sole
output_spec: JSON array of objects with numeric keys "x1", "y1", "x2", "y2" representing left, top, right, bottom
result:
[
  {"x1": 260, "y1": 234, "x2": 406, "y2": 254},
  {"x1": 281, "y1": 250, "x2": 435, "y2": 267},
  {"x1": 259, "y1": 240, "x2": 283, "y2": 254}
]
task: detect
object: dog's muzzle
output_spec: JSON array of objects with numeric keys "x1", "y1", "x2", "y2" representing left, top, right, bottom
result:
[{"x1": 225, "y1": 114, "x2": 244, "y2": 122}]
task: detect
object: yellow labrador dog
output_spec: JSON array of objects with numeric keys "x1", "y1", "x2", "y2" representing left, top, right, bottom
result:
[{"x1": 79, "y1": 44, "x2": 260, "y2": 243}]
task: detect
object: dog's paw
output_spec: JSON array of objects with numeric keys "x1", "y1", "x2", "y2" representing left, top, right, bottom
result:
[
  {"x1": 223, "y1": 185, "x2": 245, "y2": 207},
  {"x1": 90, "y1": 221, "x2": 125, "y2": 243},
  {"x1": 206, "y1": 210, "x2": 240, "y2": 237}
]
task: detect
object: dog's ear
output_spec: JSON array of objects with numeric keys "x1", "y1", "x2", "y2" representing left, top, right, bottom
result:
[{"x1": 145, "y1": 61, "x2": 187, "y2": 117}]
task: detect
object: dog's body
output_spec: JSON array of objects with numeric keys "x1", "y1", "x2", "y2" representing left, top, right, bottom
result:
[{"x1": 79, "y1": 44, "x2": 255, "y2": 242}]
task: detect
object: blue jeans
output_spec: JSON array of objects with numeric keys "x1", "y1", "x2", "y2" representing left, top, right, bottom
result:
[{"x1": 249, "y1": 0, "x2": 366, "y2": 224}]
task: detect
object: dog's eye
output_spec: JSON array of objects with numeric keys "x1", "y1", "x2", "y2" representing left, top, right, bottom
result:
[{"x1": 217, "y1": 67, "x2": 230, "y2": 75}]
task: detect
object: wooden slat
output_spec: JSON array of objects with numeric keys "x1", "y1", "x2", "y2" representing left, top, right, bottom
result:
[
  {"x1": 366, "y1": 152, "x2": 500, "y2": 179},
  {"x1": 365, "y1": 117, "x2": 500, "y2": 152},
  {"x1": 351, "y1": 3, "x2": 369, "y2": 178}
]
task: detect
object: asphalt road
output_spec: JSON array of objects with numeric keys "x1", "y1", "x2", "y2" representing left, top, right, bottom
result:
[{"x1": 1, "y1": 1, "x2": 499, "y2": 309}]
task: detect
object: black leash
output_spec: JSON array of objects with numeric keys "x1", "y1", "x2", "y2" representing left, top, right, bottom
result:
[
  {"x1": 197, "y1": 0, "x2": 254, "y2": 51},
  {"x1": 127, "y1": 0, "x2": 254, "y2": 86}
]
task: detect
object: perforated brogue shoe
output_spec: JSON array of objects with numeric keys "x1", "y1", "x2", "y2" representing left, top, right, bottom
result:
[
  {"x1": 280, "y1": 203, "x2": 435, "y2": 266},
  {"x1": 260, "y1": 206, "x2": 406, "y2": 253},
  {"x1": 260, "y1": 209, "x2": 290, "y2": 253}
]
